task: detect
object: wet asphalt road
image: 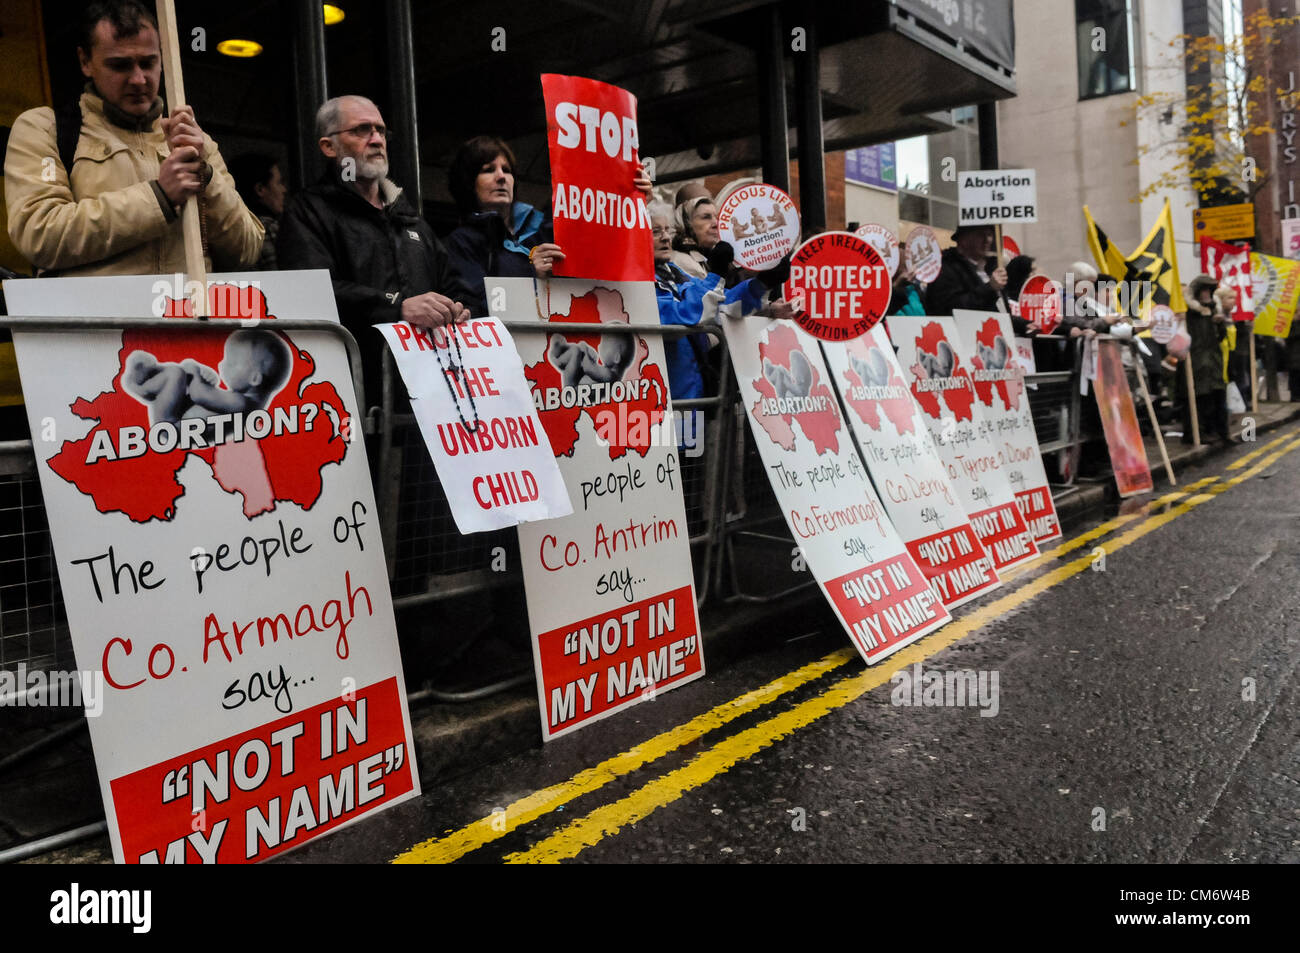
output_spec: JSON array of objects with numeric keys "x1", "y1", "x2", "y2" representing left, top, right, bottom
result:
[{"x1": 289, "y1": 424, "x2": 1300, "y2": 864}]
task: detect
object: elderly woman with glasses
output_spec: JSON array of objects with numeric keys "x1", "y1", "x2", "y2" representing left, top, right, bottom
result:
[
  {"x1": 651, "y1": 202, "x2": 790, "y2": 399},
  {"x1": 445, "y1": 135, "x2": 653, "y2": 314}
]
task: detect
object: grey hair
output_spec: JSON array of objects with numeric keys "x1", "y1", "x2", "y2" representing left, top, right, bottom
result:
[
  {"x1": 315, "y1": 95, "x2": 378, "y2": 140},
  {"x1": 1068, "y1": 261, "x2": 1098, "y2": 283},
  {"x1": 647, "y1": 201, "x2": 674, "y2": 223}
]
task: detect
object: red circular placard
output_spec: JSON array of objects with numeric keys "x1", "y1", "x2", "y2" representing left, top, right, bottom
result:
[
  {"x1": 781, "y1": 232, "x2": 892, "y2": 341},
  {"x1": 1018, "y1": 274, "x2": 1063, "y2": 334}
]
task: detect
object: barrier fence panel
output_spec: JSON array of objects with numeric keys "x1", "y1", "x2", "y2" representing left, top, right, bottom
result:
[
  {"x1": 0, "y1": 447, "x2": 73, "y2": 683},
  {"x1": 372, "y1": 320, "x2": 733, "y2": 701},
  {"x1": 0, "y1": 319, "x2": 1094, "y2": 706}
]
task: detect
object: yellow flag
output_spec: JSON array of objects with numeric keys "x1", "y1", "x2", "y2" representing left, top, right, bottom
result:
[
  {"x1": 1251, "y1": 252, "x2": 1300, "y2": 338},
  {"x1": 1083, "y1": 205, "x2": 1132, "y2": 283},
  {"x1": 1126, "y1": 198, "x2": 1187, "y2": 314}
]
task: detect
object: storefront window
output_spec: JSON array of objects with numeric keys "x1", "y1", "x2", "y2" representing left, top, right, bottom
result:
[{"x1": 1076, "y1": 0, "x2": 1134, "y2": 99}]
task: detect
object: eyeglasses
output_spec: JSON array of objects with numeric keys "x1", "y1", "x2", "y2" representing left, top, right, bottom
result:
[
  {"x1": 329, "y1": 122, "x2": 389, "y2": 140},
  {"x1": 651, "y1": 226, "x2": 675, "y2": 238}
]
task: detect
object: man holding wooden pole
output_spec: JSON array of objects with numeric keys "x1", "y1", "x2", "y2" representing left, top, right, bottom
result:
[{"x1": 3, "y1": 0, "x2": 263, "y2": 280}]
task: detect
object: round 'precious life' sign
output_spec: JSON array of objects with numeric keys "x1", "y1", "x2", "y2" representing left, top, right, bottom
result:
[
  {"x1": 716, "y1": 183, "x2": 801, "y2": 272},
  {"x1": 854, "y1": 223, "x2": 900, "y2": 278}
]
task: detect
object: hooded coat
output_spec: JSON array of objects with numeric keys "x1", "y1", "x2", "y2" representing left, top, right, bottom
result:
[{"x1": 1184, "y1": 274, "x2": 1227, "y2": 395}]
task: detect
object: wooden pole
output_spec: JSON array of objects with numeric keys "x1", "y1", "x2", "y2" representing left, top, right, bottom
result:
[
  {"x1": 1184, "y1": 357, "x2": 1201, "y2": 449},
  {"x1": 1248, "y1": 325, "x2": 1258, "y2": 413},
  {"x1": 154, "y1": 0, "x2": 207, "y2": 318},
  {"x1": 1132, "y1": 344, "x2": 1175, "y2": 485}
]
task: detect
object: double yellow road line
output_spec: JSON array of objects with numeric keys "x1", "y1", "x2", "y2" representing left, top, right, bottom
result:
[{"x1": 394, "y1": 427, "x2": 1300, "y2": 864}]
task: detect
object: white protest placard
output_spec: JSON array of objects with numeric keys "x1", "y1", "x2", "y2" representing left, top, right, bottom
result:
[
  {"x1": 724, "y1": 318, "x2": 950, "y2": 663},
  {"x1": 716, "y1": 183, "x2": 800, "y2": 272},
  {"x1": 855, "y1": 224, "x2": 900, "y2": 277},
  {"x1": 377, "y1": 317, "x2": 571, "y2": 533},
  {"x1": 888, "y1": 314, "x2": 1040, "y2": 571},
  {"x1": 904, "y1": 226, "x2": 943, "y2": 284},
  {"x1": 957, "y1": 169, "x2": 1038, "y2": 226},
  {"x1": 486, "y1": 276, "x2": 702, "y2": 741},
  {"x1": 1013, "y1": 336, "x2": 1038, "y2": 389},
  {"x1": 952, "y1": 310, "x2": 1062, "y2": 544},
  {"x1": 6, "y1": 271, "x2": 418, "y2": 863},
  {"x1": 1149, "y1": 304, "x2": 1177, "y2": 344},
  {"x1": 823, "y1": 326, "x2": 1000, "y2": 609}
]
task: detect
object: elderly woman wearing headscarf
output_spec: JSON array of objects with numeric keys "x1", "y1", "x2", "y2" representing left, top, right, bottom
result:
[
  {"x1": 651, "y1": 201, "x2": 788, "y2": 398},
  {"x1": 668, "y1": 183, "x2": 719, "y2": 280}
]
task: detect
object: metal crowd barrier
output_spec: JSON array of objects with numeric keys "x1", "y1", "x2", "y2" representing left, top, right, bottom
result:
[
  {"x1": 374, "y1": 320, "x2": 734, "y2": 704},
  {"x1": 0, "y1": 317, "x2": 365, "y2": 697},
  {"x1": 0, "y1": 312, "x2": 1093, "y2": 861},
  {"x1": 0, "y1": 318, "x2": 1090, "y2": 693}
]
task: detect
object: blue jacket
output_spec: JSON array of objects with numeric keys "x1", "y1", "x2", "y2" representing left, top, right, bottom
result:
[{"x1": 655, "y1": 262, "x2": 767, "y2": 399}]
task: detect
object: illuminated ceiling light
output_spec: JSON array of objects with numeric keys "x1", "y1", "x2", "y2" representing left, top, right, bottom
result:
[
  {"x1": 217, "y1": 38, "x2": 263, "y2": 57},
  {"x1": 324, "y1": 4, "x2": 345, "y2": 25}
]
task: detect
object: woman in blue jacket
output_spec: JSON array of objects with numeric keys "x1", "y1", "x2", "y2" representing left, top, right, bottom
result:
[
  {"x1": 445, "y1": 136, "x2": 555, "y2": 315},
  {"x1": 650, "y1": 203, "x2": 789, "y2": 399},
  {"x1": 446, "y1": 136, "x2": 654, "y2": 314}
]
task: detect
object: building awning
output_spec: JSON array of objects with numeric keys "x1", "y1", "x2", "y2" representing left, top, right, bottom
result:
[
  {"x1": 32, "y1": 0, "x2": 1014, "y2": 196},
  {"x1": 407, "y1": 0, "x2": 1016, "y2": 185}
]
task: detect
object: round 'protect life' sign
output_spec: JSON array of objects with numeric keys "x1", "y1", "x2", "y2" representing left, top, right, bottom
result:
[{"x1": 781, "y1": 232, "x2": 892, "y2": 342}]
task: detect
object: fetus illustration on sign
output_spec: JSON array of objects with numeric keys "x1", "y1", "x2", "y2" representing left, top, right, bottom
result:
[
  {"x1": 914, "y1": 339, "x2": 955, "y2": 380},
  {"x1": 762, "y1": 350, "x2": 813, "y2": 399},
  {"x1": 848, "y1": 347, "x2": 892, "y2": 389},
  {"x1": 976, "y1": 335, "x2": 1010, "y2": 372},
  {"x1": 123, "y1": 329, "x2": 294, "y2": 432},
  {"x1": 548, "y1": 326, "x2": 649, "y2": 388}
]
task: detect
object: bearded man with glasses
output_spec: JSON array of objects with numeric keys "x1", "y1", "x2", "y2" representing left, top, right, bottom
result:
[{"x1": 278, "y1": 94, "x2": 476, "y2": 412}]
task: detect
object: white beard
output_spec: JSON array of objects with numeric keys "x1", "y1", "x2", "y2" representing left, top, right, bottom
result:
[{"x1": 357, "y1": 154, "x2": 389, "y2": 180}]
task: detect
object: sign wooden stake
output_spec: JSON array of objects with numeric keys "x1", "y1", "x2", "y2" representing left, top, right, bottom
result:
[
  {"x1": 1248, "y1": 325, "x2": 1258, "y2": 414},
  {"x1": 1132, "y1": 345, "x2": 1175, "y2": 485},
  {"x1": 155, "y1": 0, "x2": 207, "y2": 318},
  {"x1": 1184, "y1": 358, "x2": 1201, "y2": 449}
]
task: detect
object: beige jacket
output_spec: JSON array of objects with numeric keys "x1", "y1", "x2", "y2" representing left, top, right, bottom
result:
[{"x1": 3, "y1": 90, "x2": 263, "y2": 276}]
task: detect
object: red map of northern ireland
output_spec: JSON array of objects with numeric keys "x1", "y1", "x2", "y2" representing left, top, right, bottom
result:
[
  {"x1": 908, "y1": 322, "x2": 976, "y2": 422},
  {"x1": 970, "y1": 316, "x2": 1024, "y2": 412},
  {"x1": 46, "y1": 291, "x2": 349, "y2": 523},
  {"x1": 521, "y1": 287, "x2": 667, "y2": 460},
  {"x1": 840, "y1": 340, "x2": 915, "y2": 436},
  {"x1": 750, "y1": 324, "x2": 841, "y2": 455}
]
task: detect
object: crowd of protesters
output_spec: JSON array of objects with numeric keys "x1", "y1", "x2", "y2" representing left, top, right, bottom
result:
[{"x1": 3, "y1": 0, "x2": 1297, "y2": 460}]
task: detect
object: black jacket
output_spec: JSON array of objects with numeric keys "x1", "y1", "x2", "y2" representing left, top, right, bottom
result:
[
  {"x1": 926, "y1": 247, "x2": 1006, "y2": 316},
  {"x1": 445, "y1": 205, "x2": 551, "y2": 315},
  {"x1": 277, "y1": 173, "x2": 475, "y2": 408}
]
